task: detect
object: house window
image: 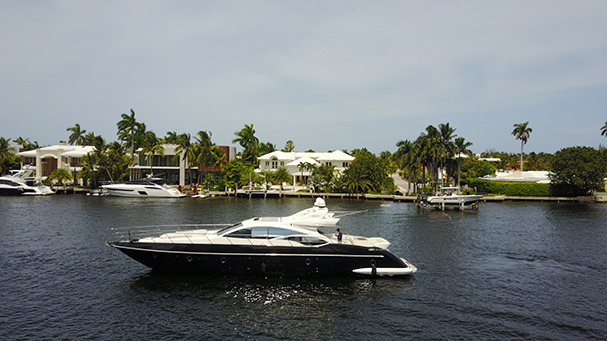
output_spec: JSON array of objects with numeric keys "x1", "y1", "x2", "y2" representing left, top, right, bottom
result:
[
  {"x1": 272, "y1": 161, "x2": 278, "y2": 169},
  {"x1": 265, "y1": 161, "x2": 269, "y2": 166},
  {"x1": 342, "y1": 162, "x2": 349, "y2": 168},
  {"x1": 325, "y1": 162, "x2": 332, "y2": 166},
  {"x1": 280, "y1": 161, "x2": 284, "y2": 166}
]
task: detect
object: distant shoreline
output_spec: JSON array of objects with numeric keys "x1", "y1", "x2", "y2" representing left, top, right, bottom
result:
[
  {"x1": 54, "y1": 187, "x2": 605, "y2": 203},
  {"x1": 212, "y1": 190, "x2": 604, "y2": 204}
]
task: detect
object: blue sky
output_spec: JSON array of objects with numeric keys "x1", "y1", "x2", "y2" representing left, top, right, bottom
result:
[{"x1": 1, "y1": 1, "x2": 606, "y2": 154}]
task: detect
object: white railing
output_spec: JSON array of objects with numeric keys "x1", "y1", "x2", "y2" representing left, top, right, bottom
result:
[{"x1": 110, "y1": 225, "x2": 329, "y2": 248}]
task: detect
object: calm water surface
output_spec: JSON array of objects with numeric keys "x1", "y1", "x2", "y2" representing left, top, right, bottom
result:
[{"x1": 1, "y1": 196, "x2": 606, "y2": 340}]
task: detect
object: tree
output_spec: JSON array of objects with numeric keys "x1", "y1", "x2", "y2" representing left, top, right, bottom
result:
[
  {"x1": 140, "y1": 131, "x2": 164, "y2": 174},
  {"x1": 66, "y1": 123, "x2": 87, "y2": 145},
  {"x1": 282, "y1": 140, "x2": 295, "y2": 152},
  {"x1": 49, "y1": 168, "x2": 72, "y2": 192},
  {"x1": 309, "y1": 164, "x2": 336, "y2": 192},
  {"x1": 232, "y1": 124, "x2": 259, "y2": 165},
  {"x1": 395, "y1": 139, "x2": 418, "y2": 193},
  {"x1": 223, "y1": 159, "x2": 247, "y2": 193},
  {"x1": 0, "y1": 137, "x2": 16, "y2": 174},
  {"x1": 175, "y1": 133, "x2": 195, "y2": 184},
  {"x1": 437, "y1": 123, "x2": 456, "y2": 187},
  {"x1": 163, "y1": 131, "x2": 180, "y2": 144},
  {"x1": 194, "y1": 130, "x2": 214, "y2": 185},
  {"x1": 78, "y1": 152, "x2": 98, "y2": 188},
  {"x1": 117, "y1": 109, "x2": 138, "y2": 157},
  {"x1": 342, "y1": 149, "x2": 385, "y2": 194},
  {"x1": 82, "y1": 132, "x2": 104, "y2": 146},
  {"x1": 105, "y1": 142, "x2": 131, "y2": 183},
  {"x1": 13, "y1": 137, "x2": 39, "y2": 151},
  {"x1": 272, "y1": 166, "x2": 291, "y2": 191},
  {"x1": 454, "y1": 137, "x2": 473, "y2": 193},
  {"x1": 512, "y1": 122, "x2": 532, "y2": 172},
  {"x1": 549, "y1": 146, "x2": 607, "y2": 196},
  {"x1": 601, "y1": 121, "x2": 607, "y2": 137},
  {"x1": 258, "y1": 142, "x2": 275, "y2": 155}
]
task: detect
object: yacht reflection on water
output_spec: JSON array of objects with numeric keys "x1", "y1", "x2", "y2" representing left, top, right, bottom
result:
[{"x1": 109, "y1": 198, "x2": 417, "y2": 278}]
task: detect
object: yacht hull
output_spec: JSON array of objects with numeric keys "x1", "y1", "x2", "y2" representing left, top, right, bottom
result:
[
  {"x1": 110, "y1": 242, "x2": 415, "y2": 277},
  {"x1": 0, "y1": 186, "x2": 53, "y2": 196},
  {"x1": 102, "y1": 185, "x2": 186, "y2": 198}
]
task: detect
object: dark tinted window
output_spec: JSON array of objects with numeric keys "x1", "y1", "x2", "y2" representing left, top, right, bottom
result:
[{"x1": 226, "y1": 228, "x2": 252, "y2": 238}]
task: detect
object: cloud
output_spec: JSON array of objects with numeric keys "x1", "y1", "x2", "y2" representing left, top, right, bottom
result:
[{"x1": 1, "y1": 1, "x2": 606, "y2": 154}]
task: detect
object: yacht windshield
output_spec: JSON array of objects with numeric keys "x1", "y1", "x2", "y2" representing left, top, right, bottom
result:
[{"x1": 217, "y1": 223, "x2": 244, "y2": 235}]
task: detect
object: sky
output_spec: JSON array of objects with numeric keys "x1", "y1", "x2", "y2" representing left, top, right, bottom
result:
[{"x1": 1, "y1": 1, "x2": 607, "y2": 155}]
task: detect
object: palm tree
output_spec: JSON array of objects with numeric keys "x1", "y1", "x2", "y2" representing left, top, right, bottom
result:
[
  {"x1": 66, "y1": 123, "x2": 87, "y2": 145},
  {"x1": 437, "y1": 123, "x2": 456, "y2": 187},
  {"x1": 0, "y1": 137, "x2": 15, "y2": 161},
  {"x1": 282, "y1": 140, "x2": 295, "y2": 152},
  {"x1": 82, "y1": 132, "x2": 104, "y2": 147},
  {"x1": 272, "y1": 166, "x2": 291, "y2": 191},
  {"x1": 0, "y1": 137, "x2": 16, "y2": 173},
  {"x1": 163, "y1": 131, "x2": 180, "y2": 144},
  {"x1": 117, "y1": 109, "x2": 138, "y2": 157},
  {"x1": 232, "y1": 124, "x2": 259, "y2": 165},
  {"x1": 106, "y1": 142, "x2": 131, "y2": 183},
  {"x1": 194, "y1": 130, "x2": 214, "y2": 185},
  {"x1": 78, "y1": 152, "x2": 98, "y2": 188},
  {"x1": 453, "y1": 137, "x2": 473, "y2": 193},
  {"x1": 13, "y1": 137, "x2": 37, "y2": 151},
  {"x1": 512, "y1": 122, "x2": 532, "y2": 173},
  {"x1": 140, "y1": 132, "x2": 164, "y2": 174},
  {"x1": 175, "y1": 133, "x2": 195, "y2": 184},
  {"x1": 601, "y1": 121, "x2": 607, "y2": 137},
  {"x1": 49, "y1": 168, "x2": 72, "y2": 192},
  {"x1": 395, "y1": 139, "x2": 414, "y2": 193},
  {"x1": 258, "y1": 142, "x2": 275, "y2": 155}
]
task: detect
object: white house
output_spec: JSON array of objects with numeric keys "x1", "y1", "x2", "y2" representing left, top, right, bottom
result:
[
  {"x1": 257, "y1": 150, "x2": 354, "y2": 186},
  {"x1": 16, "y1": 141, "x2": 236, "y2": 187},
  {"x1": 17, "y1": 141, "x2": 95, "y2": 180}
]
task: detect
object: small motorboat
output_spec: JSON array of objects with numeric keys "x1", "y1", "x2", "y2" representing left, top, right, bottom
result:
[
  {"x1": 423, "y1": 186, "x2": 482, "y2": 210},
  {"x1": 108, "y1": 199, "x2": 417, "y2": 277}
]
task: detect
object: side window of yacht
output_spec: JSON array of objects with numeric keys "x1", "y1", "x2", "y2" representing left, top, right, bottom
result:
[
  {"x1": 267, "y1": 227, "x2": 296, "y2": 238},
  {"x1": 0, "y1": 179, "x2": 18, "y2": 186},
  {"x1": 286, "y1": 236, "x2": 327, "y2": 246},
  {"x1": 225, "y1": 228, "x2": 252, "y2": 238},
  {"x1": 250, "y1": 227, "x2": 295, "y2": 239},
  {"x1": 302, "y1": 237, "x2": 328, "y2": 246}
]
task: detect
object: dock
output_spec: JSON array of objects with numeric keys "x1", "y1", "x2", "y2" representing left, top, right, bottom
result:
[{"x1": 204, "y1": 190, "x2": 605, "y2": 204}]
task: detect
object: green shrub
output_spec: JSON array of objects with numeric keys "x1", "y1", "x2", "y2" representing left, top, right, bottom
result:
[{"x1": 466, "y1": 178, "x2": 551, "y2": 196}]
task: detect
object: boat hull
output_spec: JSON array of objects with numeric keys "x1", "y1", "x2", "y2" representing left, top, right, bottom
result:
[
  {"x1": 102, "y1": 185, "x2": 186, "y2": 198},
  {"x1": 425, "y1": 194, "x2": 482, "y2": 209},
  {"x1": 0, "y1": 186, "x2": 54, "y2": 196},
  {"x1": 110, "y1": 241, "x2": 415, "y2": 277}
]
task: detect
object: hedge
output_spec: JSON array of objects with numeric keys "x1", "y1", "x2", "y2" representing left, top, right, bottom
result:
[{"x1": 466, "y1": 178, "x2": 551, "y2": 197}]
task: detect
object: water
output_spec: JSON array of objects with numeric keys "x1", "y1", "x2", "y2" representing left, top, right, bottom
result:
[{"x1": 1, "y1": 196, "x2": 606, "y2": 340}]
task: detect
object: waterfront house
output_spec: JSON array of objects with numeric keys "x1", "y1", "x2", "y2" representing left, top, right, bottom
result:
[
  {"x1": 133, "y1": 144, "x2": 236, "y2": 186},
  {"x1": 17, "y1": 141, "x2": 94, "y2": 184},
  {"x1": 16, "y1": 142, "x2": 236, "y2": 187},
  {"x1": 257, "y1": 150, "x2": 354, "y2": 186}
]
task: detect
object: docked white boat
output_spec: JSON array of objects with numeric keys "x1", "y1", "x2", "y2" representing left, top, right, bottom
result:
[
  {"x1": 102, "y1": 176, "x2": 185, "y2": 198},
  {"x1": 0, "y1": 169, "x2": 54, "y2": 196},
  {"x1": 423, "y1": 186, "x2": 482, "y2": 210},
  {"x1": 109, "y1": 199, "x2": 417, "y2": 277}
]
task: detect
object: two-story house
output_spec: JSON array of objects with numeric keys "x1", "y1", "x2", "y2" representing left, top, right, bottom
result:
[{"x1": 257, "y1": 150, "x2": 354, "y2": 186}]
